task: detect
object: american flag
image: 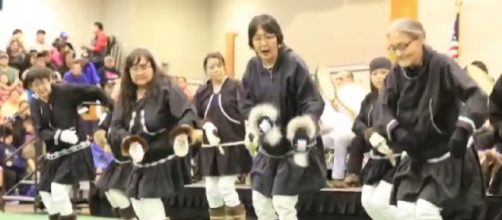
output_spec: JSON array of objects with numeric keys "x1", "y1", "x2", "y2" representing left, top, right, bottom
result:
[{"x1": 449, "y1": 13, "x2": 460, "y2": 59}]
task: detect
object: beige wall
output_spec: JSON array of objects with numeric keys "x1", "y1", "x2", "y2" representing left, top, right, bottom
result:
[
  {"x1": 209, "y1": 0, "x2": 390, "y2": 79},
  {"x1": 419, "y1": 0, "x2": 502, "y2": 78},
  {"x1": 102, "y1": 0, "x2": 211, "y2": 79},
  {"x1": 0, "y1": 0, "x2": 102, "y2": 56}
]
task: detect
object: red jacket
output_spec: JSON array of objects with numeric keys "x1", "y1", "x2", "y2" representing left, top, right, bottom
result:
[{"x1": 93, "y1": 31, "x2": 108, "y2": 53}]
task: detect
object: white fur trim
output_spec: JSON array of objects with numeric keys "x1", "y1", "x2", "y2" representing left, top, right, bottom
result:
[
  {"x1": 286, "y1": 115, "x2": 317, "y2": 141},
  {"x1": 264, "y1": 126, "x2": 282, "y2": 146},
  {"x1": 247, "y1": 103, "x2": 279, "y2": 134}
]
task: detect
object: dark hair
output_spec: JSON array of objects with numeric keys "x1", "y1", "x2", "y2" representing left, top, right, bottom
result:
[
  {"x1": 471, "y1": 60, "x2": 488, "y2": 73},
  {"x1": 12, "y1": 29, "x2": 22, "y2": 35},
  {"x1": 0, "y1": 125, "x2": 13, "y2": 138},
  {"x1": 248, "y1": 14, "x2": 284, "y2": 48},
  {"x1": 36, "y1": 50, "x2": 50, "y2": 58},
  {"x1": 118, "y1": 48, "x2": 163, "y2": 125},
  {"x1": 203, "y1": 52, "x2": 226, "y2": 72},
  {"x1": 94, "y1": 22, "x2": 104, "y2": 31},
  {"x1": 37, "y1": 29, "x2": 46, "y2": 35},
  {"x1": 23, "y1": 66, "x2": 52, "y2": 88}
]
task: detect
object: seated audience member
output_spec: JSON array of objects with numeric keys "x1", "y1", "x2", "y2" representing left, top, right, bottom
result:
[
  {"x1": 80, "y1": 53, "x2": 101, "y2": 86},
  {"x1": 1, "y1": 89, "x2": 24, "y2": 119},
  {"x1": 176, "y1": 76, "x2": 194, "y2": 100},
  {"x1": 0, "y1": 126, "x2": 27, "y2": 195},
  {"x1": 0, "y1": 51, "x2": 20, "y2": 87},
  {"x1": 97, "y1": 56, "x2": 119, "y2": 87},
  {"x1": 64, "y1": 60, "x2": 93, "y2": 85},
  {"x1": 6, "y1": 39, "x2": 28, "y2": 73},
  {"x1": 0, "y1": 75, "x2": 11, "y2": 105}
]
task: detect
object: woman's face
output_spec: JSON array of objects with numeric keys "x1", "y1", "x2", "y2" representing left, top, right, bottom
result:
[
  {"x1": 9, "y1": 41, "x2": 20, "y2": 52},
  {"x1": 205, "y1": 58, "x2": 226, "y2": 83},
  {"x1": 129, "y1": 56, "x2": 154, "y2": 87},
  {"x1": 387, "y1": 31, "x2": 423, "y2": 67},
  {"x1": 252, "y1": 27, "x2": 279, "y2": 65},
  {"x1": 370, "y1": 68, "x2": 390, "y2": 90}
]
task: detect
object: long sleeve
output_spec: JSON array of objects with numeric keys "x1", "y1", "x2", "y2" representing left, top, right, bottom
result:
[
  {"x1": 294, "y1": 62, "x2": 325, "y2": 122},
  {"x1": 109, "y1": 102, "x2": 130, "y2": 150},
  {"x1": 446, "y1": 59, "x2": 489, "y2": 132},
  {"x1": 489, "y1": 75, "x2": 502, "y2": 127},
  {"x1": 86, "y1": 63, "x2": 101, "y2": 85},
  {"x1": 378, "y1": 71, "x2": 400, "y2": 141},
  {"x1": 238, "y1": 62, "x2": 256, "y2": 119},
  {"x1": 69, "y1": 84, "x2": 111, "y2": 108},
  {"x1": 352, "y1": 95, "x2": 372, "y2": 136},
  {"x1": 167, "y1": 82, "x2": 200, "y2": 128},
  {"x1": 29, "y1": 101, "x2": 57, "y2": 145}
]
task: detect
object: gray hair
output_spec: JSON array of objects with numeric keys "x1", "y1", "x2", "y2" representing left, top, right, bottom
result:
[
  {"x1": 104, "y1": 55, "x2": 115, "y2": 62},
  {"x1": 387, "y1": 18, "x2": 426, "y2": 39}
]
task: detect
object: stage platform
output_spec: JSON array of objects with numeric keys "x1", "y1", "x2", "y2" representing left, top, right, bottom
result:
[
  {"x1": 159, "y1": 183, "x2": 502, "y2": 220},
  {"x1": 163, "y1": 184, "x2": 369, "y2": 220},
  {"x1": 6, "y1": 183, "x2": 502, "y2": 220}
]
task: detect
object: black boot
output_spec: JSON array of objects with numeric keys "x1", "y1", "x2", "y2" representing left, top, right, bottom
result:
[
  {"x1": 49, "y1": 214, "x2": 60, "y2": 220},
  {"x1": 119, "y1": 205, "x2": 137, "y2": 219},
  {"x1": 59, "y1": 214, "x2": 76, "y2": 220}
]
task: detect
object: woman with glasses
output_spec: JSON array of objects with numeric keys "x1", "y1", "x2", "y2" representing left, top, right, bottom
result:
[
  {"x1": 240, "y1": 14, "x2": 326, "y2": 220},
  {"x1": 373, "y1": 18, "x2": 486, "y2": 219},
  {"x1": 109, "y1": 48, "x2": 200, "y2": 220}
]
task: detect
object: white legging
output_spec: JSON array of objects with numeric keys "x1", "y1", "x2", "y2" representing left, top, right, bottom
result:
[
  {"x1": 39, "y1": 183, "x2": 73, "y2": 216},
  {"x1": 361, "y1": 181, "x2": 399, "y2": 220},
  {"x1": 252, "y1": 190, "x2": 299, "y2": 220},
  {"x1": 397, "y1": 199, "x2": 443, "y2": 220},
  {"x1": 130, "y1": 198, "x2": 165, "y2": 220},
  {"x1": 105, "y1": 189, "x2": 131, "y2": 209},
  {"x1": 205, "y1": 175, "x2": 240, "y2": 208}
]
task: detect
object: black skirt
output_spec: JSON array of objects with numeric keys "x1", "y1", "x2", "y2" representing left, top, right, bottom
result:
[
  {"x1": 197, "y1": 144, "x2": 252, "y2": 177},
  {"x1": 96, "y1": 160, "x2": 134, "y2": 192},
  {"x1": 392, "y1": 147, "x2": 484, "y2": 213},
  {"x1": 361, "y1": 156, "x2": 400, "y2": 185},
  {"x1": 251, "y1": 145, "x2": 326, "y2": 197},
  {"x1": 39, "y1": 147, "x2": 95, "y2": 192},
  {"x1": 127, "y1": 156, "x2": 191, "y2": 199}
]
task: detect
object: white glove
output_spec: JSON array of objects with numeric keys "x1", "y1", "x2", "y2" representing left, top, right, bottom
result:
[
  {"x1": 369, "y1": 133, "x2": 386, "y2": 148},
  {"x1": 259, "y1": 119, "x2": 272, "y2": 133},
  {"x1": 129, "y1": 142, "x2": 145, "y2": 163},
  {"x1": 173, "y1": 134, "x2": 189, "y2": 157},
  {"x1": 60, "y1": 129, "x2": 79, "y2": 145},
  {"x1": 369, "y1": 133, "x2": 396, "y2": 166}
]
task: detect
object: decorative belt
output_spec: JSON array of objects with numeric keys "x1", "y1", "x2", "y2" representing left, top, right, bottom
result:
[
  {"x1": 46, "y1": 142, "x2": 90, "y2": 160},
  {"x1": 133, "y1": 155, "x2": 177, "y2": 168},
  {"x1": 369, "y1": 151, "x2": 401, "y2": 160},
  {"x1": 401, "y1": 151, "x2": 451, "y2": 163},
  {"x1": 113, "y1": 158, "x2": 132, "y2": 164},
  {"x1": 202, "y1": 140, "x2": 245, "y2": 155}
]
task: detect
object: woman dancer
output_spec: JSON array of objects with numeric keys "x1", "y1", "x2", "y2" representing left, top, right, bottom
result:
[
  {"x1": 109, "y1": 48, "x2": 200, "y2": 220},
  {"x1": 240, "y1": 14, "x2": 326, "y2": 220},
  {"x1": 193, "y1": 52, "x2": 252, "y2": 220}
]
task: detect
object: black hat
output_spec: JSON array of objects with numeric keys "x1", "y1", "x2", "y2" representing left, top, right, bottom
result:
[{"x1": 369, "y1": 57, "x2": 392, "y2": 72}]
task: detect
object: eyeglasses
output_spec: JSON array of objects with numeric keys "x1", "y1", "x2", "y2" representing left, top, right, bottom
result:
[
  {"x1": 387, "y1": 39, "x2": 415, "y2": 53},
  {"x1": 252, "y1": 34, "x2": 277, "y2": 43},
  {"x1": 130, "y1": 64, "x2": 152, "y2": 73}
]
